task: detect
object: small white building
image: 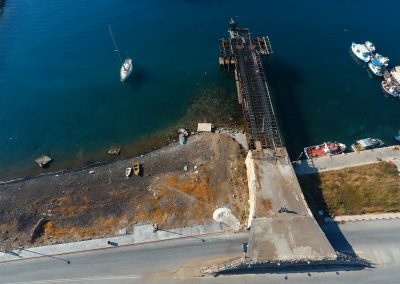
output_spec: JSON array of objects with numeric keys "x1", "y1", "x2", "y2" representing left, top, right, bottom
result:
[{"x1": 197, "y1": 123, "x2": 212, "y2": 132}]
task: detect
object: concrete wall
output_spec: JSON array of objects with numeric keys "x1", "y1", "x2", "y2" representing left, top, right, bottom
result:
[{"x1": 245, "y1": 151, "x2": 258, "y2": 228}]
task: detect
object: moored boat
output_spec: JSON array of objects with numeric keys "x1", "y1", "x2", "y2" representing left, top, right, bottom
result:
[
  {"x1": 365, "y1": 41, "x2": 376, "y2": 52},
  {"x1": 351, "y1": 42, "x2": 371, "y2": 62},
  {"x1": 109, "y1": 25, "x2": 134, "y2": 82},
  {"x1": 304, "y1": 142, "x2": 346, "y2": 159},
  {"x1": 120, "y1": 58, "x2": 133, "y2": 82},
  {"x1": 368, "y1": 53, "x2": 389, "y2": 76},
  {"x1": 133, "y1": 162, "x2": 140, "y2": 176},
  {"x1": 351, "y1": 138, "x2": 384, "y2": 152},
  {"x1": 125, "y1": 167, "x2": 132, "y2": 178},
  {"x1": 381, "y1": 66, "x2": 400, "y2": 97},
  {"x1": 381, "y1": 80, "x2": 400, "y2": 97}
]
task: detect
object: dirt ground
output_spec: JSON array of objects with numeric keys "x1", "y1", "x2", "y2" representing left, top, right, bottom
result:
[
  {"x1": 0, "y1": 133, "x2": 248, "y2": 251},
  {"x1": 298, "y1": 161, "x2": 400, "y2": 217}
]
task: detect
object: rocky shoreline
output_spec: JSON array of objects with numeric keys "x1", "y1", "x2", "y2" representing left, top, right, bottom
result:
[{"x1": 0, "y1": 87, "x2": 244, "y2": 182}]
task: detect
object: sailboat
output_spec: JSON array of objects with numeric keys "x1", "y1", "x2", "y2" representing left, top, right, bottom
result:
[{"x1": 108, "y1": 25, "x2": 133, "y2": 82}]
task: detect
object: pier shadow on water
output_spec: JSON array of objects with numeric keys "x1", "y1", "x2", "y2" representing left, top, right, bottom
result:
[
  {"x1": 262, "y1": 56, "x2": 357, "y2": 257},
  {"x1": 264, "y1": 56, "x2": 311, "y2": 160}
]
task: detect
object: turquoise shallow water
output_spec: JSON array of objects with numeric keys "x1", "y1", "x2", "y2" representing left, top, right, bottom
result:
[{"x1": 1, "y1": 0, "x2": 400, "y2": 179}]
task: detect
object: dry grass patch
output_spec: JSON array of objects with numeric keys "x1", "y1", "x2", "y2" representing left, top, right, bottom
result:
[
  {"x1": 128, "y1": 174, "x2": 217, "y2": 229},
  {"x1": 52, "y1": 194, "x2": 90, "y2": 215},
  {"x1": 298, "y1": 162, "x2": 400, "y2": 216},
  {"x1": 39, "y1": 217, "x2": 119, "y2": 243},
  {"x1": 165, "y1": 175, "x2": 214, "y2": 202}
]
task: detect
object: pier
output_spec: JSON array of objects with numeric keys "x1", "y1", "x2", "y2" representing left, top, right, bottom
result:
[
  {"x1": 220, "y1": 20, "x2": 337, "y2": 267},
  {"x1": 219, "y1": 19, "x2": 281, "y2": 151}
]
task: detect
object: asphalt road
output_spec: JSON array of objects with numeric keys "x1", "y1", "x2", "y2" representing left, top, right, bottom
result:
[{"x1": 1, "y1": 219, "x2": 400, "y2": 283}]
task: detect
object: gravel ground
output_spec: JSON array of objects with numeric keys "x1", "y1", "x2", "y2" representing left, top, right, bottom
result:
[{"x1": 0, "y1": 133, "x2": 248, "y2": 251}]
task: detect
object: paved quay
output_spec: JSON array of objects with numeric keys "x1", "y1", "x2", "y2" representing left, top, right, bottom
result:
[
  {"x1": 0, "y1": 223, "x2": 225, "y2": 263},
  {"x1": 293, "y1": 145, "x2": 400, "y2": 175}
]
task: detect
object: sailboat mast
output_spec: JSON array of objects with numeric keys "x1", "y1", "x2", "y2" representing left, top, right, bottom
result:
[{"x1": 108, "y1": 25, "x2": 123, "y2": 64}]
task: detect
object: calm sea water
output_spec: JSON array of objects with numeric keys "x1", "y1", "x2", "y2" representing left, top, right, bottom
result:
[{"x1": 1, "y1": 0, "x2": 400, "y2": 179}]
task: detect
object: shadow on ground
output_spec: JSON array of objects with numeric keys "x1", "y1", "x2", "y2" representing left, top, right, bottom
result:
[
  {"x1": 13, "y1": 249, "x2": 71, "y2": 264},
  {"x1": 297, "y1": 173, "x2": 357, "y2": 257},
  {"x1": 212, "y1": 257, "x2": 374, "y2": 276},
  {"x1": 161, "y1": 230, "x2": 205, "y2": 242}
]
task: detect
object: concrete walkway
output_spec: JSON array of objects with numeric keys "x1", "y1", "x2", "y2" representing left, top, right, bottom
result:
[
  {"x1": 0, "y1": 222, "x2": 225, "y2": 263},
  {"x1": 293, "y1": 146, "x2": 400, "y2": 175},
  {"x1": 325, "y1": 212, "x2": 400, "y2": 223}
]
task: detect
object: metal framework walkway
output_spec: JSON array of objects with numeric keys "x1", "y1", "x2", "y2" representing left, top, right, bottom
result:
[{"x1": 219, "y1": 19, "x2": 282, "y2": 151}]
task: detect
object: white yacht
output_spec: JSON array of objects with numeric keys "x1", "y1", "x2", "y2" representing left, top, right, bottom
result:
[
  {"x1": 120, "y1": 58, "x2": 133, "y2": 82},
  {"x1": 365, "y1": 41, "x2": 376, "y2": 52},
  {"x1": 109, "y1": 25, "x2": 133, "y2": 82},
  {"x1": 368, "y1": 53, "x2": 389, "y2": 76},
  {"x1": 351, "y1": 42, "x2": 371, "y2": 62}
]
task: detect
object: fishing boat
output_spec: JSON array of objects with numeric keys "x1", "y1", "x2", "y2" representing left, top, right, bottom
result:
[
  {"x1": 304, "y1": 142, "x2": 346, "y2": 159},
  {"x1": 351, "y1": 42, "x2": 371, "y2": 62},
  {"x1": 133, "y1": 162, "x2": 140, "y2": 176},
  {"x1": 368, "y1": 53, "x2": 389, "y2": 76},
  {"x1": 381, "y1": 66, "x2": 400, "y2": 97},
  {"x1": 351, "y1": 138, "x2": 384, "y2": 152},
  {"x1": 108, "y1": 25, "x2": 133, "y2": 82},
  {"x1": 125, "y1": 167, "x2": 132, "y2": 178},
  {"x1": 381, "y1": 80, "x2": 400, "y2": 97}
]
